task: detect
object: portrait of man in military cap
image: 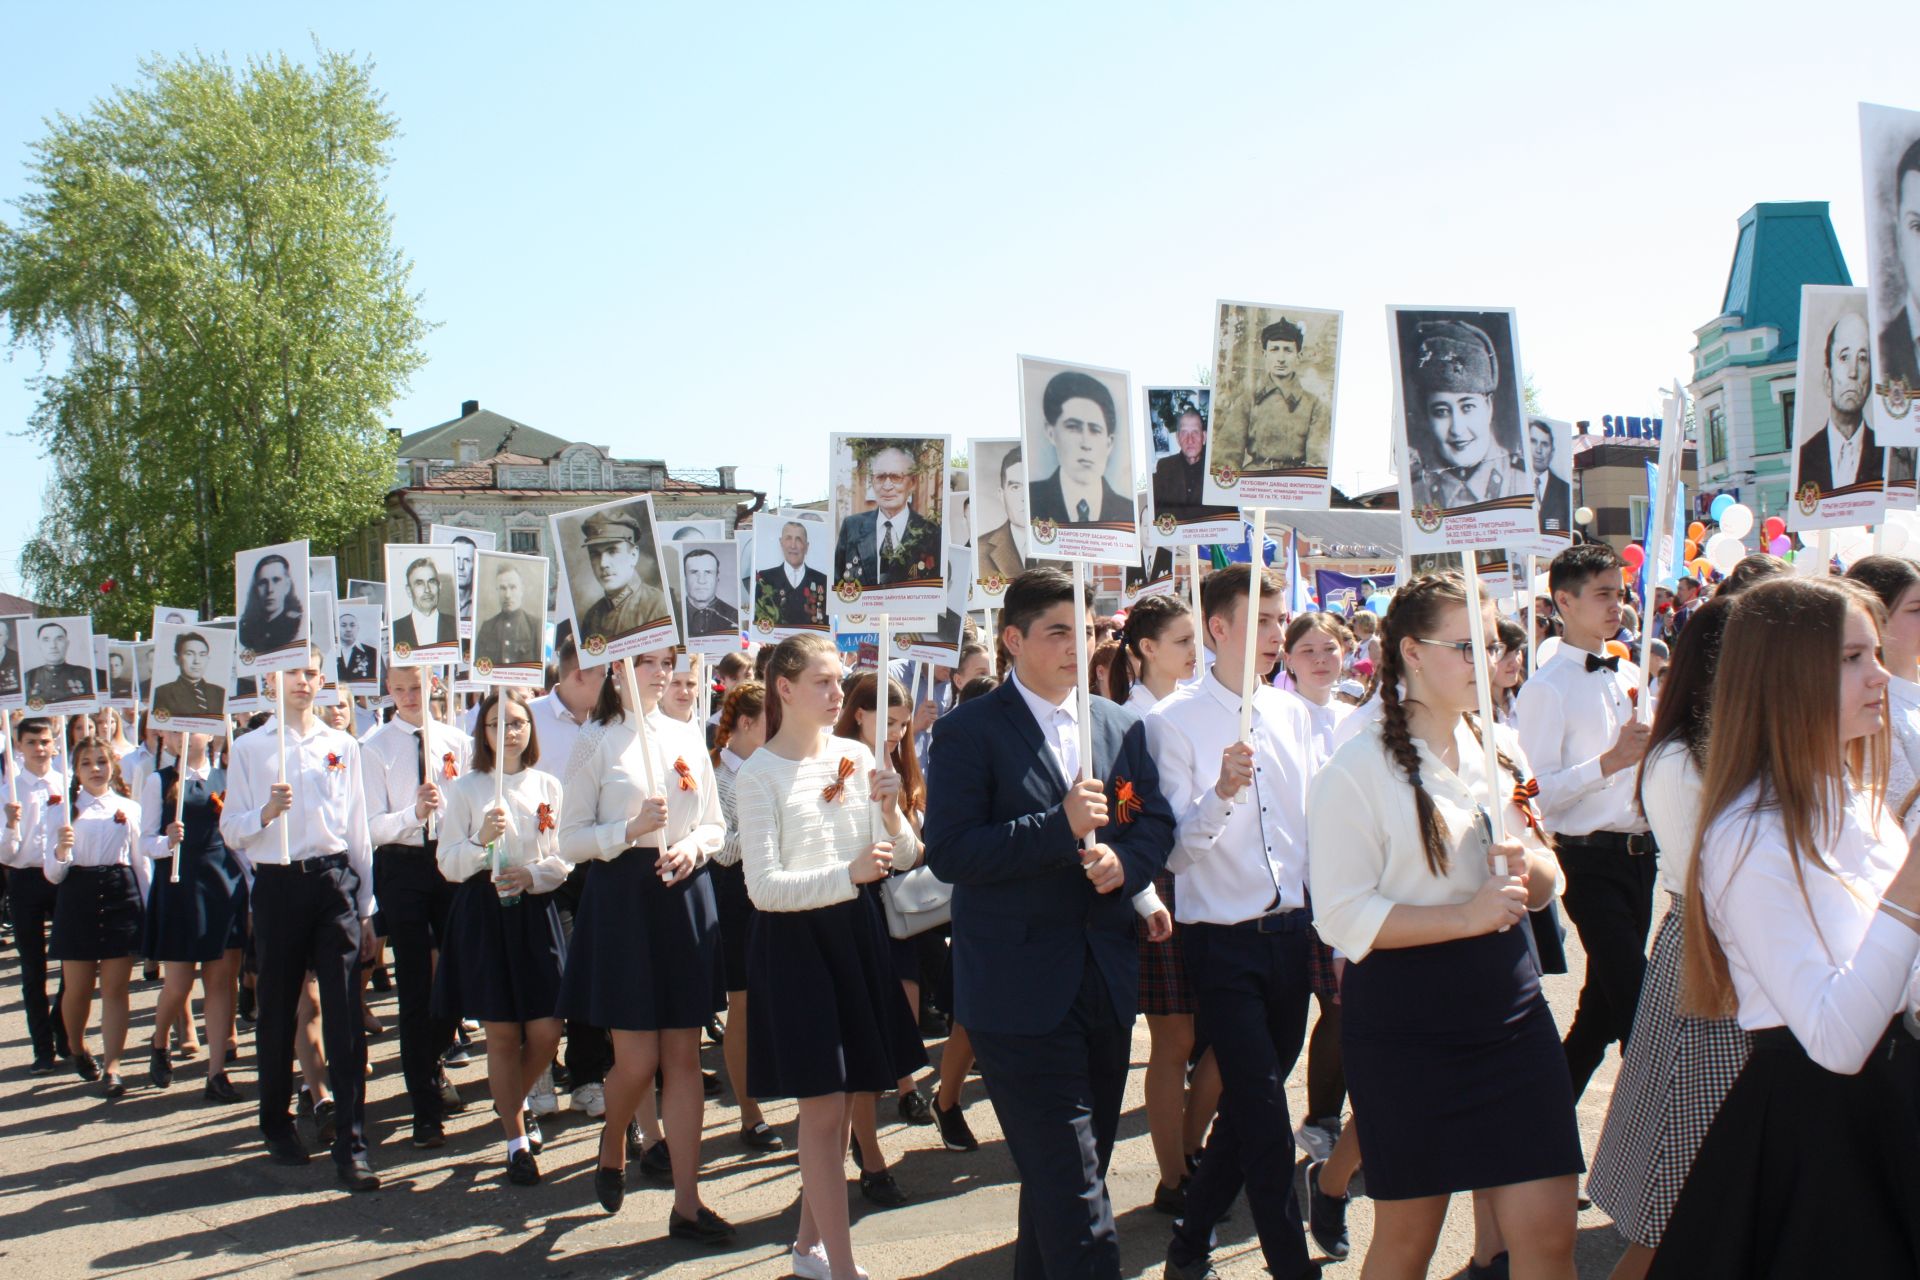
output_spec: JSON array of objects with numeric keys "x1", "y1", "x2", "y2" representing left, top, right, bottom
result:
[
  {"x1": 1221, "y1": 317, "x2": 1329, "y2": 473},
  {"x1": 550, "y1": 497, "x2": 676, "y2": 660},
  {"x1": 1401, "y1": 315, "x2": 1530, "y2": 512},
  {"x1": 1204, "y1": 301, "x2": 1341, "y2": 509}
]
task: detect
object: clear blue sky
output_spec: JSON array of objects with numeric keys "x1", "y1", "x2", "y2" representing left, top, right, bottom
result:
[{"x1": 0, "y1": 1, "x2": 1911, "y2": 595}]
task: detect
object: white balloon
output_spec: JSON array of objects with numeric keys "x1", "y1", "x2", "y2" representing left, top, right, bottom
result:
[
  {"x1": 1796, "y1": 545, "x2": 1828, "y2": 577},
  {"x1": 1574, "y1": 506, "x2": 1594, "y2": 526},
  {"x1": 1720, "y1": 503, "x2": 1754, "y2": 540},
  {"x1": 1884, "y1": 522, "x2": 1911, "y2": 555},
  {"x1": 1834, "y1": 527, "x2": 1875, "y2": 564},
  {"x1": 1706, "y1": 533, "x2": 1744, "y2": 573}
]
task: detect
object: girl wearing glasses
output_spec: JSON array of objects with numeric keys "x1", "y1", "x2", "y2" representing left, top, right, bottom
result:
[
  {"x1": 1307, "y1": 572, "x2": 1579, "y2": 1279},
  {"x1": 432, "y1": 687, "x2": 568, "y2": 1188}
]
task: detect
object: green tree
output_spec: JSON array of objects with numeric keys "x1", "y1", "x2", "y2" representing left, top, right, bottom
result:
[{"x1": 0, "y1": 48, "x2": 429, "y2": 634}]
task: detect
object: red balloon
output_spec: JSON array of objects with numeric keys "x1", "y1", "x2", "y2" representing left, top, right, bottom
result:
[
  {"x1": 1763, "y1": 516, "x2": 1786, "y2": 541},
  {"x1": 1620, "y1": 543, "x2": 1646, "y2": 568}
]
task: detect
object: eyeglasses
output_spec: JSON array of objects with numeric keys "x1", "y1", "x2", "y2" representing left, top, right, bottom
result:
[
  {"x1": 1416, "y1": 637, "x2": 1506, "y2": 662},
  {"x1": 870, "y1": 472, "x2": 912, "y2": 485},
  {"x1": 493, "y1": 720, "x2": 531, "y2": 735}
]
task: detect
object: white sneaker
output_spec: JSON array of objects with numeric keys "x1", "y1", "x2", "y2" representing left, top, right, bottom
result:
[
  {"x1": 1294, "y1": 1116, "x2": 1339, "y2": 1164},
  {"x1": 790, "y1": 1244, "x2": 867, "y2": 1280},
  {"x1": 571, "y1": 1082, "x2": 606, "y2": 1118},
  {"x1": 528, "y1": 1067, "x2": 558, "y2": 1117}
]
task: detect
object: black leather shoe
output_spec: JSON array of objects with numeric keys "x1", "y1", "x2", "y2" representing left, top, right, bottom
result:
[
  {"x1": 667, "y1": 1206, "x2": 735, "y2": 1245},
  {"x1": 1152, "y1": 1176, "x2": 1188, "y2": 1216},
  {"x1": 204, "y1": 1071, "x2": 241, "y2": 1103},
  {"x1": 29, "y1": 1055, "x2": 57, "y2": 1076},
  {"x1": 101, "y1": 1072, "x2": 127, "y2": 1098},
  {"x1": 150, "y1": 1045, "x2": 173, "y2": 1089},
  {"x1": 594, "y1": 1165, "x2": 625, "y2": 1213},
  {"x1": 932, "y1": 1099, "x2": 978, "y2": 1152},
  {"x1": 73, "y1": 1050, "x2": 100, "y2": 1082},
  {"x1": 739, "y1": 1121, "x2": 785, "y2": 1151},
  {"x1": 264, "y1": 1129, "x2": 311, "y2": 1166},
  {"x1": 1305, "y1": 1159, "x2": 1350, "y2": 1259},
  {"x1": 442, "y1": 1040, "x2": 472, "y2": 1067},
  {"x1": 625, "y1": 1118, "x2": 645, "y2": 1158},
  {"x1": 523, "y1": 1111, "x2": 543, "y2": 1155},
  {"x1": 507, "y1": 1149, "x2": 541, "y2": 1186},
  {"x1": 411, "y1": 1120, "x2": 446, "y2": 1149},
  {"x1": 896, "y1": 1089, "x2": 933, "y2": 1125},
  {"x1": 336, "y1": 1154, "x2": 380, "y2": 1192},
  {"x1": 639, "y1": 1139, "x2": 672, "y2": 1180},
  {"x1": 702, "y1": 1069, "x2": 722, "y2": 1099},
  {"x1": 1465, "y1": 1253, "x2": 1512, "y2": 1280},
  {"x1": 312, "y1": 1099, "x2": 337, "y2": 1146},
  {"x1": 859, "y1": 1169, "x2": 910, "y2": 1209},
  {"x1": 1163, "y1": 1251, "x2": 1220, "y2": 1280}
]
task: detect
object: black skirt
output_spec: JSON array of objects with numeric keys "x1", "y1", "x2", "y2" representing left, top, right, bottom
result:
[
  {"x1": 1649, "y1": 1021, "x2": 1920, "y2": 1278},
  {"x1": 556, "y1": 847, "x2": 723, "y2": 1031},
  {"x1": 1342, "y1": 924, "x2": 1584, "y2": 1200},
  {"x1": 432, "y1": 872, "x2": 567, "y2": 1025},
  {"x1": 49, "y1": 864, "x2": 144, "y2": 962},
  {"x1": 745, "y1": 885, "x2": 928, "y2": 1099},
  {"x1": 144, "y1": 848, "x2": 248, "y2": 962},
  {"x1": 711, "y1": 859, "x2": 754, "y2": 994}
]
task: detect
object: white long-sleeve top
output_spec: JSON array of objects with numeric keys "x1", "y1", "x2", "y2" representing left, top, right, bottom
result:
[
  {"x1": 1307, "y1": 715, "x2": 1559, "y2": 962},
  {"x1": 435, "y1": 768, "x2": 570, "y2": 894},
  {"x1": 559, "y1": 709, "x2": 723, "y2": 867},
  {"x1": 735, "y1": 736, "x2": 921, "y2": 913},
  {"x1": 1513, "y1": 643, "x2": 1648, "y2": 836},
  {"x1": 219, "y1": 715, "x2": 376, "y2": 920},
  {"x1": 1290, "y1": 690, "x2": 1354, "y2": 768},
  {"x1": 1887, "y1": 676, "x2": 1920, "y2": 815},
  {"x1": 1699, "y1": 784, "x2": 1920, "y2": 1074},
  {"x1": 1, "y1": 768, "x2": 67, "y2": 871},
  {"x1": 1642, "y1": 740, "x2": 1705, "y2": 898},
  {"x1": 45, "y1": 788, "x2": 141, "y2": 887},
  {"x1": 713, "y1": 747, "x2": 747, "y2": 868},
  {"x1": 360, "y1": 715, "x2": 474, "y2": 848},
  {"x1": 138, "y1": 761, "x2": 217, "y2": 862}
]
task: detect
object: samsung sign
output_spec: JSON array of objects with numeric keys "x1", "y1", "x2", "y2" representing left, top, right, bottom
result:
[{"x1": 1600, "y1": 414, "x2": 1665, "y2": 440}]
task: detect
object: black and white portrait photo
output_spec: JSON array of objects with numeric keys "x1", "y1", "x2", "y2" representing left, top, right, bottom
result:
[
  {"x1": 550, "y1": 494, "x2": 677, "y2": 666},
  {"x1": 334, "y1": 599, "x2": 383, "y2": 691},
  {"x1": 148, "y1": 622, "x2": 234, "y2": 732},
  {"x1": 1204, "y1": 301, "x2": 1340, "y2": 509},
  {"x1": 751, "y1": 509, "x2": 831, "y2": 639},
  {"x1": 1016, "y1": 356, "x2": 1138, "y2": 564},
  {"x1": 1790, "y1": 285, "x2": 1889, "y2": 531},
  {"x1": 1145, "y1": 386, "x2": 1239, "y2": 545},
  {"x1": 151, "y1": 606, "x2": 197, "y2": 635},
  {"x1": 234, "y1": 539, "x2": 311, "y2": 671},
  {"x1": 968, "y1": 437, "x2": 1032, "y2": 594},
  {"x1": 382, "y1": 543, "x2": 462, "y2": 666},
  {"x1": 469, "y1": 550, "x2": 548, "y2": 686},
  {"x1": 1526, "y1": 417, "x2": 1574, "y2": 552},
  {"x1": 24, "y1": 615, "x2": 97, "y2": 715},
  {"x1": 106, "y1": 642, "x2": 138, "y2": 706},
  {"x1": 1861, "y1": 103, "x2": 1920, "y2": 442},
  {"x1": 0, "y1": 615, "x2": 25, "y2": 709},
  {"x1": 346, "y1": 579, "x2": 388, "y2": 615},
  {"x1": 430, "y1": 524, "x2": 497, "y2": 638},
  {"x1": 828, "y1": 434, "x2": 946, "y2": 623},
  {"x1": 308, "y1": 555, "x2": 337, "y2": 602},
  {"x1": 678, "y1": 540, "x2": 741, "y2": 654}
]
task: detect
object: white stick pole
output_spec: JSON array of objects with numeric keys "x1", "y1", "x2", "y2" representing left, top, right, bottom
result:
[
  {"x1": 422, "y1": 667, "x2": 439, "y2": 841},
  {"x1": 1460, "y1": 555, "x2": 1508, "y2": 846},
  {"x1": 493, "y1": 689, "x2": 508, "y2": 811},
  {"x1": 274, "y1": 675, "x2": 290, "y2": 865},
  {"x1": 1525, "y1": 554, "x2": 1538, "y2": 673},
  {"x1": 3, "y1": 709, "x2": 13, "y2": 808},
  {"x1": 169, "y1": 741, "x2": 187, "y2": 884},
  {"x1": 1187, "y1": 544, "x2": 1203, "y2": 623},
  {"x1": 618, "y1": 658, "x2": 665, "y2": 852},
  {"x1": 875, "y1": 616, "x2": 892, "y2": 835},
  {"x1": 1069, "y1": 562, "x2": 1095, "y2": 852},
  {"x1": 1238, "y1": 509, "x2": 1268, "y2": 746},
  {"x1": 986, "y1": 609, "x2": 998, "y2": 677},
  {"x1": 1875, "y1": 523, "x2": 1886, "y2": 556}
]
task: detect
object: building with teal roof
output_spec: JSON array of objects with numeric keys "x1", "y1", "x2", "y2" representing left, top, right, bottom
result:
[{"x1": 1688, "y1": 201, "x2": 1852, "y2": 519}]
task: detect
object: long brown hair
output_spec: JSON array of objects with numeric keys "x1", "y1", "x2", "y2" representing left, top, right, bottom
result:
[
  {"x1": 711, "y1": 681, "x2": 766, "y2": 767},
  {"x1": 1679, "y1": 576, "x2": 1889, "y2": 1017},
  {"x1": 835, "y1": 671, "x2": 926, "y2": 814},
  {"x1": 762, "y1": 633, "x2": 838, "y2": 739},
  {"x1": 1107, "y1": 594, "x2": 1191, "y2": 705},
  {"x1": 471, "y1": 688, "x2": 539, "y2": 775},
  {"x1": 68, "y1": 738, "x2": 128, "y2": 806}
]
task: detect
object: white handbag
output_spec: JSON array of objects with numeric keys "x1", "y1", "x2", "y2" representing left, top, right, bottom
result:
[{"x1": 880, "y1": 865, "x2": 953, "y2": 939}]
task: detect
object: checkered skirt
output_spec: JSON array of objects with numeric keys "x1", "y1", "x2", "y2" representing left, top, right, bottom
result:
[
  {"x1": 1586, "y1": 899, "x2": 1753, "y2": 1247},
  {"x1": 1137, "y1": 872, "x2": 1194, "y2": 1015}
]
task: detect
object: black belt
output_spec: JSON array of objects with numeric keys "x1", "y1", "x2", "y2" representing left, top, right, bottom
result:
[
  {"x1": 375, "y1": 841, "x2": 437, "y2": 857},
  {"x1": 1554, "y1": 829, "x2": 1655, "y2": 856},
  {"x1": 256, "y1": 852, "x2": 350, "y2": 875},
  {"x1": 1225, "y1": 907, "x2": 1313, "y2": 934}
]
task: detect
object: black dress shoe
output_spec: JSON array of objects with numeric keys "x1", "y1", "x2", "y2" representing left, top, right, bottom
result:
[
  {"x1": 411, "y1": 1120, "x2": 446, "y2": 1149},
  {"x1": 594, "y1": 1165, "x2": 625, "y2": 1213},
  {"x1": 150, "y1": 1045, "x2": 173, "y2": 1089},
  {"x1": 625, "y1": 1118, "x2": 645, "y2": 1157},
  {"x1": 29, "y1": 1055, "x2": 57, "y2": 1076},
  {"x1": 667, "y1": 1206, "x2": 736, "y2": 1245},
  {"x1": 102, "y1": 1072, "x2": 127, "y2": 1098},
  {"x1": 507, "y1": 1148, "x2": 541, "y2": 1185},
  {"x1": 265, "y1": 1130, "x2": 311, "y2": 1166},
  {"x1": 1465, "y1": 1253, "x2": 1512, "y2": 1280},
  {"x1": 739, "y1": 1121, "x2": 785, "y2": 1151},
  {"x1": 1305, "y1": 1159, "x2": 1350, "y2": 1259},
  {"x1": 549, "y1": 1062, "x2": 572, "y2": 1093},
  {"x1": 859, "y1": 1169, "x2": 910, "y2": 1208},
  {"x1": 1164, "y1": 1251, "x2": 1221, "y2": 1280},
  {"x1": 702, "y1": 1069, "x2": 722, "y2": 1099},
  {"x1": 312, "y1": 1099, "x2": 337, "y2": 1146},
  {"x1": 438, "y1": 1075, "x2": 465, "y2": 1112},
  {"x1": 442, "y1": 1041, "x2": 472, "y2": 1067},
  {"x1": 297, "y1": 1087, "x2": 314, "y2": 1118},
  {"x1": 639, "y1": 1140, "x2": 672, "y2": 1180},
  {"x1": 932, "y1": 1098, "x2": 978, "y2": 1152},
  {"x1": 1152, "y1": 1176, "x2": 1188, "y2": 1215},
  {"x1": 73, "y1": 1050, "x2": 100, "y2": 1082},
  {"x1": 523, "y1": 1111, "x2": 543, "y2": 1155},
  {"x1": 370, "y1": 963, "x2": 392, "y2": 993},
  {"x1": 896, "y1": 1089, "x2": 933, "y2": 1125},
  {"x1": 336, "y1": 1154, "x2": 380, "y2": 1192},
  {"x1": 204, "y1": 1071, "x2": 241, "y2": 1103}
]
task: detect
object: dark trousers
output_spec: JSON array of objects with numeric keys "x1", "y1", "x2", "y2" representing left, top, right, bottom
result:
[
  {"x1": 253, "y1": 859, "x2": 366, "y2": 1162},
  {"x1": 970, "y1": 959, "x2": 1130, "y2": 1280},
  {"x1": 375, "y1": 847, "x2": 457, "y2": 1124},
  {"x1": 5, "y1": 867, "x2": 67, "y2": 1060},
  {"x1": 554, "y1": 868, "x2": 611, "y2": 1088},
  {"x1": 1171, "y1": 918, "x2": 1314, "y2": 1280},
  {"x1": 1557, "y1": 842, "x2": 1659, "y2": 1099}
]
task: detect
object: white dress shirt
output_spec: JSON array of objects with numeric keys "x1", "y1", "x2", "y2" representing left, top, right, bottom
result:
[
  {"x1": 436, "y1": 767, "x2": 569, "y2": 894},
  {"x1": 219, "y1": 715, "x2": 376, "y2": 920},
  {"x1": 736, "y1": 736, "x2": 922, "y2": 913},
  {"x1": 782, "y1": 561, "x2": 807, "y2": 590},
  {"x1": 1826, "y1": 418, "x2": 1866, "y2": 489},
  {"x1": 360, "y1": 715, "x2": 474, "y2": 848},
  {"x1": 1145, "y1": 672, "x2": 1319, "y2": 926},
  {"x1": 1886, "y1": 676, "x2": 1920, "y2": 815},
  {"x1": 1641, "y1": 739, "x2": 1705, "y2": 898},
  {"x1": 46, "y1": 789, "x2": 142, "y2": 886},
  {"x1": 1290, "y1": 690, "x2": 1354, "y2": 768},
  {"x1": 558, "y1": 709, "x2": 724, "y2": 867},
  {"x1": 1307, "y1": 716, "x2": 1559, "y2": 961},
  {"x1": 714, "y1": 746, "x2": 747, "y2": 868},
  {"x1": 1, "y1": 769, "x2": 67, "y2": 871},
  {"x1": 120, "y1": 745, "x2": 157, "y2": 803},
  {"x1": 1699, "y1": 785, "x2": 1920, "y2": 1073},
  {"x1": 1513, "y1": 643, "x2": 1649, "y2": 836},
  {"x1": 529, "y1": 691, "x2": 591, "y2": 786},
  {"x1": 138, "y1": 761, "x2": 216, "y2": 863},
  {"x1": 1331, "y1": 687, "x2": 1388, "y2": 752}
]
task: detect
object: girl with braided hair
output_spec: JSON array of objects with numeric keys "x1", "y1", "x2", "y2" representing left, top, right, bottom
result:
[{"x1": 1307, "y1": 571, "x2": 1579, "y2": 1279}]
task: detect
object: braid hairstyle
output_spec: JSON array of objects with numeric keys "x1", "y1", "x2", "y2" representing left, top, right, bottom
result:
[
  {"x1": 1108, "y1": 594, "x2": 1191, "y2": 704},
  {"x1": 710, "y1": 681, "x2": 766, "y2": 767}
]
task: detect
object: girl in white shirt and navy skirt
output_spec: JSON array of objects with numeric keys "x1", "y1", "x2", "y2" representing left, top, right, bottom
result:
[
  {"x1": 737, "y1": 633, "x2": 925, "y2": 1280},
  {"x1": 1651, "y1": 575, "x2": 1920, "y2": 1277},
  {"x1": 432, "y1": 688, "x2": 569, "y2": 1187},
  {"x1": 1308, "y1": 572, "x2": 1580, "y2": 1279},
  {"x1": 48, "y1": 737, "x2": 145, "y2": 1098}
]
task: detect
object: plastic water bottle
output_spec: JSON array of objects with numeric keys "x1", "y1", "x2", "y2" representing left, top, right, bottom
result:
[{"x1": 490, "y1": 841, "x2": 521, "y2": 907}]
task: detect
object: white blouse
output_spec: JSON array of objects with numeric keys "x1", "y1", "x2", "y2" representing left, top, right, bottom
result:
[
  {"x1": 1307, "y1": 715, "x2": 1559, "y2": 962},
  {"x1": 1887, "y1": 676, "x2": 1920, "y2": 816},
  {"x1": 1, "y1": 769, "x2": 67, "y2": 871},
  {"x1": 559, "y1": 710, "x2": 723, "y2": 867},
  {"x1": 1642, "y1": 739, "x2": 1705, "y2": 898},
  {"x1": 713, "y1": 747, "x2": 746, "y2": 869},
  {"x1": 1289, "y1": 690, "x2": 1354, "y2": 769},
  {"x1": 138, "y1": 761, "x2": 216, "y2": 862},
  {"x1": 1699, "y1": 785, "x2": 1920, "y2": 1073},
  {"x1": 437, "y1": 768, "x2": 569, "y2": 895},
  {"x1": 46, "y1": 789, "x2": 142, "y2": 886},
  {"x1": 734, "y1": 736, "x2": 922, "y2": 914}
]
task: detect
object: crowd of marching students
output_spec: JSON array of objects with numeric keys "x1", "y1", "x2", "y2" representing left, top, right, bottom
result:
[{"x1": 8, "y1": 544, "x2": 1920, "y2": 1280}]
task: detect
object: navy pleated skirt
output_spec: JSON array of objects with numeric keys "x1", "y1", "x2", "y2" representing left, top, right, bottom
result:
[
  {"x1": 746, "y1": 885, "x2": 927, "y2": 1099},
  {"x1": 144, "y1": 848, "x2": 248, "y2": 962},
  {"x1": 50, "y1": 865, "x2": 143, "y2": 962},
  {"x1": 556, "y1": 847, "x2": 722, "y2": 1031},
  {"x1": 432, "y1": 872, "x2": 567, "y2": 1024},
  {"x1": 711, "y1": 859, "x2": 754, "y2": 994},
  {"x1": 1342, "y1": 923, "x2": 1583, "y2": 1200}
]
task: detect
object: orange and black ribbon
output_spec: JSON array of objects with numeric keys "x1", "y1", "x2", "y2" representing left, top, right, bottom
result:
[
  {"x1": 442, "y1": 751, "x2": 459, "y2": 780},
  {"x1": 821, "y1": 756, "x2": 857, "y2": 803},
  {"x1": 1512, "y1": 776, "x2": 1543, "y2": 832},
  {"x1": 536, "y1": 802, "x2": 556, "y2": 833},
  {"x1": 325, "y1": 752, "x2": 345, "y2": 772},
  {"x1": 1114, "y1": 778, "x2": 1142, "y2": 825},
  {"x1": 673, "y1": 756, "x2": 697, "y2": 792}
]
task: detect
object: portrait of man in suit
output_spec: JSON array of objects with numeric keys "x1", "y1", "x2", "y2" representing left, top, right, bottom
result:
[
  {"x1": 473, "y1": 560, "x2": 542, "y2": 667},
  {"x1": 335, "y1": 607, "x2": 379, "y2": 683},
  {"x1": 576, "y1": 511, "x2": 671, "y2": 644},
  {"x1": 755, "y1": 519, "x2": 828, "y2": 628},
  {"x1": 0, "y1": 620, "x2": 19, "y2": 700},
  {"x1": 680, "y1": 547, "x2": 739, "y2": 639},
  {"x1": 239, "y1": 552, "x2": 304, "y2": 654},
  {"x1": 976, "y1": 445, "x2": 1031, "y2": 581},
  {"x1": 1798, "y1": 308, "x2": 1883, "y2": 496},
  {"x1": 152, "y1": 630, "x2": 227, "y2": 720},
  {"x1": 1151, "y1": 406, "x2": 1210, "y2": 520},
  {"x1": 25, "y1": 621, "x2": 94, "y2": 707},
  {"x1": 1528, "y1": 418, "x2": 1573, "y2": 535},
  {"x1": 391, "y1": 554, "x2": 458, "y2": 653},
  {"x1": 451, "y1": 535, "x2": 477, "y2": 623},
  {"x1": 833, "y1": 442, "x2": 942, "y2": 588},
  {"x1": 1027, "y1": 372, "x2": 1131, "y2": 527},
  {"x1": 107, "y1": 650, "x2": 133, "y2": 701},
  {"x1": 1875, "y1": 136, "x2": 1920, "y2": 408}
]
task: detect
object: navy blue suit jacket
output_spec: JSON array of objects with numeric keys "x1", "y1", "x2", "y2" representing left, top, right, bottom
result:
[{"x1": 924, "y1": 677, "x2": 1175, "y2": 1036}]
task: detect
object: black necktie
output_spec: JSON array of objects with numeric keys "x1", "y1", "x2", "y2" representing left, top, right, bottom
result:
[
  {"x1": 881, "y1": 519, "x2": 895, "y2": 561},
  {"x1": 1586, "y1": 653, "x2": 1620, "y2": 674},
  {"x1": 1077, "y1": 499, "x2": 1091, "y2": 522}
]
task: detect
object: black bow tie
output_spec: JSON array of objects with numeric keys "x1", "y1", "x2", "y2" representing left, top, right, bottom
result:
[{"x1": 1586, "y1": 653, "x2": 1620, "y2": 674}]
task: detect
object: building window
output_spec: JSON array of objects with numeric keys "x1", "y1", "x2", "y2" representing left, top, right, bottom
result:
[
  {"x1": 508, "y1": 528, "x2": 541, "y2": 556},
  {"x1": 1780, "y1": 391, "x2": 1796, "y2": 441},
  {"x1": 1705, "y1": 406, "x2": 1727, "y2": 465},
  {"x1": 563, "y1": 450, "x2": 598, "y2": 489},
  {"x1": 1628, "y1": 496, "x2": 1648, "y2": 540}
]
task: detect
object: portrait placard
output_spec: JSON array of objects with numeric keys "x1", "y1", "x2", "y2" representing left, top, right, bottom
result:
[
  {"x1": 1389, "y1": 306, "x2": 1535, "y2": 554},
  {"x1": 308, "y1": 555, "x2": 337, "y2": 602},
  {"x1": 152, "y1": 606, "x2": 197, "y2": 634},
  {"x1": 1203, "y1": 301, "x2": 1340, "y2": 510},
  {"x1": 969, "y1": 437, "x2": 1032, "y2": 602},
  {"x1": 1860, "y1": 102, "x2": 1920, "y2": 445},
  {"x1": 900, "y1": 547, "x2": 974, "y2": 665},
  {"x1": 1888, "y1": 449, "x2": 1919, "y2": 511},
  {"x1": 345, "y1": 579, "x2": 388, "y2": 614},
  {"x1": 22, "y1": 615, "x2": 97, "y2": 716},
  {"x1": 947, "y1": 459, "x2": 971, "y2": 550},
  {"x1": 1144, "y1": 386, "x2": 1239, "y2": 546},
  {"x1": 1017, "y1": 356, "x2": 1138, "y2": 565},
  {"x1": 430, "y1": 525, "x2": 496, "y2": 640},
  {"x1": 92, "y1": 635, "x2": 112, "y2": 704},
  {"x1": 468, "y1": 549, "x2": 550, "y2": 687},
  {"x1": 148, "y1": 621, "x2": 234, "y2": 733},
  {"x1": 233, "y1": 539, "x2": 311, "y2": 674},
  {"x1": 1525, "y1": 416, "x2": 1576, "y2": 556},
  {"x1": 382, "y1": 544, "x2": 462, "y2": 667},
  {"x1": 678, "y1": 540, "x2": 741, "y2": 656},
  {"x1": 750, "y1": 508, "x2": 832, "y2": 641},
  {"x1": 0, "y1": 615, "x2": 27, "y2": 711},
  {"x1": 828, "y1": 433, "x2": 947, "y2": 624},
  {"x1": 550, "y1": 494, "x2": 678, "y2": 668},
  {"x1": 334, "y1": 598, "x2": 383, "y2": 694},
  {"x1": 1125, "y1": 491, "x2": 1179, "y2": 604},
  {"x1": 309, "y1": 591, "x2": 338, "y2": 662},
  {"x1": 132, "y1": 642, "x2": 153, "y2": 707},
  {"x1": 1788, "y1": 285, "x2": 1889, "y2": 531},
  {"x1": 105, "y1": 641, "x2": 140, "y2": 710}
]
